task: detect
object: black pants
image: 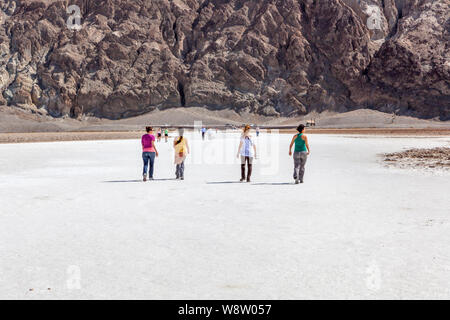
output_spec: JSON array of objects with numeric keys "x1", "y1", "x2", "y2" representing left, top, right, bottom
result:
[{"x1": 240, "y1": 156, "x2": 253, "y2": 181}]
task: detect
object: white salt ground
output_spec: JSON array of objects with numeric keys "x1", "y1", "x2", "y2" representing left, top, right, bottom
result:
[{"x1": 0, "y1": 132, "x2": 449, "y2": 299}]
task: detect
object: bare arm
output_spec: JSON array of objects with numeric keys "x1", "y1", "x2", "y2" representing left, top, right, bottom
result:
[
  {"x1": 186, "y1": 139, "x2": 190, "y2": 154},
  {"x1": 289, "y1": 135, "x2": 296, "y2": 155},
  {"x1": 237, "y1": 141, "x2": 243, "y2": 158},
  {"x1": 153, "y1": 141, "x2": 159, "y2": 156},
  {"x1": 253, "y1": 143, "x2": 257, "y2": 158},
  {"x1": 303, "y1": 135, "x2": 310, "y2": 154}
]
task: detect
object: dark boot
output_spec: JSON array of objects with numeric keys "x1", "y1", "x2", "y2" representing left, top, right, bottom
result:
[
  {"x1": 247, "y1": 164, "x2": 252, "y2": 182},
  {"x1": 240, "y1": 164, "x2": 246, "y2": 182}
]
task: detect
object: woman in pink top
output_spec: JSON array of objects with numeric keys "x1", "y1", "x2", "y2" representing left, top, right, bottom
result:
[{"x1": 142, "y1": 126, "x2": 159, "y2": 181}]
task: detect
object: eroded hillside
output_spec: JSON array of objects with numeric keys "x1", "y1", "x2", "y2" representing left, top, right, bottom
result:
[{"x1": 0, "y1": 0, "x2": 449, "y2": 119}]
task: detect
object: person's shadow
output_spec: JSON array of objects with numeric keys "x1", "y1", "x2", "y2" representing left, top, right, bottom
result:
[
  {"x1": 104, "y1": 178, "x2": 177, "y2": 183},
  {"x1": 207, "y1": 181, "x2": 294, "y2": 185},
  {"x1": 252, "y1": 182, "x2": 294, "y2": 185},
  {"x1": 206, "y1": 181, "x2": 243, "y2": 184}
]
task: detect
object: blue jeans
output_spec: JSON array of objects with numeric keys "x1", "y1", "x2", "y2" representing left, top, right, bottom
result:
[
  {"x1": 142, "y1": 152, "x2": 156, "y2": 177},
  {"x1": 176, "y1": 161, "x2": 185, "y2": 178}
]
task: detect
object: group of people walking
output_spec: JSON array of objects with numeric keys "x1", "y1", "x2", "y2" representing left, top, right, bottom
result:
[
  {"x1": 156, "y1": 128, "x2": 169, "y2": 142},
  {"x1": 141, "y1": 124, "x2": 310, "y2": 184},
  {"x1": 141, "y1": 127, "x2": 190, "y2": 181}
]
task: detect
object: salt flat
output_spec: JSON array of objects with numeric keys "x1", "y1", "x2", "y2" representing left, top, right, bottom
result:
[{"x1": 0, "y1": 132, "x2": 449, "y2": 299}]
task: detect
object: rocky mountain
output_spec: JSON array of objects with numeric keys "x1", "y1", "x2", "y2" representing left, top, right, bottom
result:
[{"x1": 0, "y1": 0, "x2": 449, "y2": 120}]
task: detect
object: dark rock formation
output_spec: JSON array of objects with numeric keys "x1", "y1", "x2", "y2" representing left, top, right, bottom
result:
[{"x1": 0, "y1": 0, "x2": 449, "y2": 120}]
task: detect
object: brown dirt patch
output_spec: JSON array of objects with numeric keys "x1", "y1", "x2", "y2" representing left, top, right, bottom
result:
[{"x1": 384, "y1": 147, "x2": 450, "y2": 170}]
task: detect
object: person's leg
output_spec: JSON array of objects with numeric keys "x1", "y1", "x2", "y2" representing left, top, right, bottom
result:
[
  {"x1": 143, "y1": 152, "x2": 149, "y2": 175},
  {"x1": 149, "y1": 152, "x2": 156, "y2": 179},
  {"x1": 293, "y1": 152, "x2": 301, "y2": 181},
  {"x1": 299, "y1": 152, "x2": 308, "y2": 183},
  {"x1": 142, "y1": 153, "x2": 149, "y2": 181},
  {"x1": 240, "y1": 155, "x2": 246, "y2": 181},
  {"x1": 180, "y1": 161, "x2": 185, "y2": 179},
  {"x1": 175, "y1": 164, "x2": 180, "y2": 179},
  {"x1": 247, "y1": 156, "x2": 253, "y2": 182}
]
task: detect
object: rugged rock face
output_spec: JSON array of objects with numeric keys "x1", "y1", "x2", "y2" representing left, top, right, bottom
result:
[{"x1": 0, "y1": 0, "x2": 449, "y2": 120}]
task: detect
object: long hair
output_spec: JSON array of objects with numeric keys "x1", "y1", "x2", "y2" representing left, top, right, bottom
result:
[{"x1": 242, "y1": 124, "x2": 251, "y2": 137}]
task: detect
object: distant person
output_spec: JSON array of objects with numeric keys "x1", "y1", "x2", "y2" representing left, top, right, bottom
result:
[
  {"x1": 173, "y1": 128, "x2": 190, "y2": 180},
  {"x1": 256, "y1": 126, "x2": 260, "y2": 137},
  {"x1": 157, "y1": 128, "x2": 162, "y2": 142},
  {"x1": 237, "y1": 125, "x2": 257, "y2": 182},
  {"x1": 201, "y1": 127, "x2": 206, "y2": 140},
  {"x1": 142, "y1": 126, "x2": 159, "y2": 181},
  {"x1": 289, "y1": 124, "x2": 310, "y2": 184},
  {"x1": 164, "y1": 128, "x2": 169, "y2": 142}
]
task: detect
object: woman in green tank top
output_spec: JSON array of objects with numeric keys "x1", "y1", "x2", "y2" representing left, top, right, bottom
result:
[{"x1": 289, "y1": 124, "x2": 311, "y2": 184}]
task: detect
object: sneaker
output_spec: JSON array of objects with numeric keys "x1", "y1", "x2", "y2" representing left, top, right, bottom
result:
[
  {"x1": 246, "y1": 178, "x2": 251, "y2": 183},
  {"x1": 240, "y1": 178, "x2": 245, "y2": 182},
  {"x1": 143, "y1": 175, "x2": 147, "y2": 182},
  {"x1": 149, "y1": 177, "x2": 154, "y2": 181},
  {"x1": 180, "y1": 177, "x2": 184, "y2": 180},
  {"x1": 295, "y1": 179, "x2": 299, "y2": 184},
  {"x1": 300, "y1": 180, "x2": 304, "y2": 184}
]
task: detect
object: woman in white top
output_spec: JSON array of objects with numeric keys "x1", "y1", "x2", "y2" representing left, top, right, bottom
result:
[{"x1": 236, "y1": 125, "x2": 257, "y2": 182}]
